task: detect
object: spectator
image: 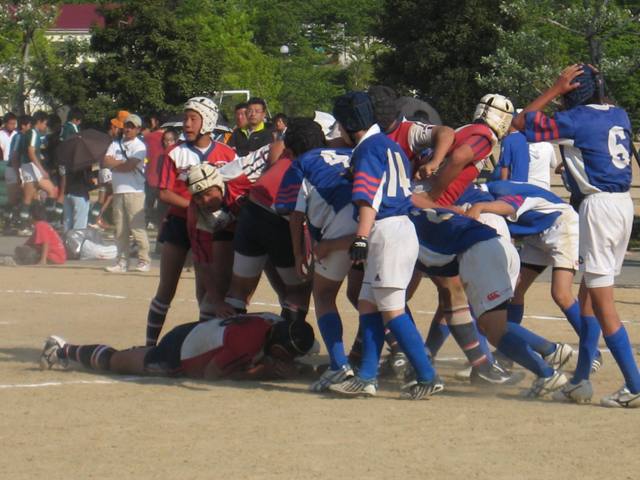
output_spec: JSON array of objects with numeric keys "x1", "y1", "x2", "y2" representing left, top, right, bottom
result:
[
  {"x1": 13, "y1": 202, "x2": 66, "y2": 265},
  {"x1": 44, "y1": 113, "x2": 65, "y2": 224},
  {"x1": 0, "y1": 112, "x2": 17, "y2": 162},
  {"x1": 0, "y1": 112, "x2": 19, "y2": 225},
  {"x1": 272, "y1": 112, "x2": 288, "y2": 141},
  {"x1": 60, "y1": 107, "x2": 83, "y2": 141},
  {"x1": 16, "y1": 111, "x2": 58, "y2": 233},
  {"x1": 91, "y1": 111, "x2": 128, "y2": 227},
  {"x1": 102, "y1": 114, "x2": 151, "y2": 273},
  {"x1": 227, "y1": 98, "x2": 273, "y2": 155}
]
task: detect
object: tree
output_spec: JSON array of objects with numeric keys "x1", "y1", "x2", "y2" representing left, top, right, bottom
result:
[
  {"x1": 374, "y1": 0, "x2": 520, "y2": 126},
  {"x1": 478, "y1": 0, "x2": 640, "y2": 125},
  {"x1": 0, "y1": 0, "x2": 59, "y2": 113},
  {"x1": 88, "y1": 0, "x2": 224, "y2": 116}
]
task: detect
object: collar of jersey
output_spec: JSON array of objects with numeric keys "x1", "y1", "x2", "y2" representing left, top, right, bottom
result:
[
  {"x1": 242, "y1": 122, "x2": 265, "y2": 136},
  {"x1": 186, "y1": 140, "x2": 216, "y2": 162},
  {"x1": 353, "y1": 123, "x2": 381, "y2": 151}
]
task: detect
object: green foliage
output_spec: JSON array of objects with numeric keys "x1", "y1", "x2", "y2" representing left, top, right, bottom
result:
[
  {"x1": 374, "y1": 0, "x2": 520, "y2": 126},
  {"x1": 88, "y1": 0, "x2": 223, "y2": 116},
  {"x1": 478, "y1": 0, "x2": 640, "y2": 126}
]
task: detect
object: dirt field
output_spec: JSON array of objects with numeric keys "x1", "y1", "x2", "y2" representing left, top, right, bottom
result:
[{"x1": 1, "y1": 264, "x2": 639, "y2": 480}]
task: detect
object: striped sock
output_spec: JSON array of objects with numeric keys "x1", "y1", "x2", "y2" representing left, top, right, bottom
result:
[
  {"x1": 62, "y1": 344, "x2": 116, "y2": 371},
  {"x1": 146, "y1": 297, "x2": 170, "y2": 346},
  {"x1": 448, "y1": 307, "x2": 489, "y2": 369}
]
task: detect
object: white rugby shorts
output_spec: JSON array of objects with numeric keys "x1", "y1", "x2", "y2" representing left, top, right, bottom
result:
[
  {"x1": 18, "y1": 162, "x2": 43, "y2": 184},
  {"x1": 578, "y1": 191, "x2": 633, "y2": 278},
  {"x1": 458, "y1": 237, "x2": 519, "y2": 317},
  {"x1": 314, "y1": 204, "x2": 357, "y2": 282},
  {"x1": 358, "y1": 216, "x2": 418, "y2": 311},
  {"x1": 520, "y1": 208, "x2": 579, "y2": 270}
]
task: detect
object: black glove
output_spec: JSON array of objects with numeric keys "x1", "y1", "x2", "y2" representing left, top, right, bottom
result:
[{"x1": 349, "y1": 236, "x2": 369, "y2": 263}]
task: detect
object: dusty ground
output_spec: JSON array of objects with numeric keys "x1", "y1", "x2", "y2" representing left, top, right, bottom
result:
[{"x1": 0, "y1": 263, "x2": 639, "y2": 480}]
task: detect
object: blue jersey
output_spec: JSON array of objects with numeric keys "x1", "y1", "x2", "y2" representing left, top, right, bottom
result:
[
  {"x1": 497, "y1": 131, "x2": 530, "y2": 182},
  {"x1": 410, "y1": 208, "x2": 498, "y2": 274},
  {"x1": 482, "y1": 181, "x2": 572, "y2": 236},
  {"x1": 275, "y1": 148, "x2": 354, "y2": 240},
  {"x1": 352, "y1": 125, "x2": 413, "y2": 219},
  {"x1": 524, "y1": 105, "x2": 632, "y2": 195}
]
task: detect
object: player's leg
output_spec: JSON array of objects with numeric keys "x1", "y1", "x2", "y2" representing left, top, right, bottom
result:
[
  {"x1": 145, "y1": 215, "x2": 190, "y2": 345},
  {"x1": 309, "y1": 267, "x2": 354, "y2": 392},
  {"x1": 508, "y1": 264, "x2": 543, "y2": 324},
  {"x1": 40, "y1": 335, "x2": 149, "y2": 375},
  {"x1": 461, "y1": 238, "x2": 568, "y2": 397}
]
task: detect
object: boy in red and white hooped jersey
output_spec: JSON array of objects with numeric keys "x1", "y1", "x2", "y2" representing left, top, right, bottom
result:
[
  {"x1": 146, "y1": 97, "x2": 236, "y2": 347},
  {"x1": 411, "y1": 94, "x2": 515, "y2": 208}
]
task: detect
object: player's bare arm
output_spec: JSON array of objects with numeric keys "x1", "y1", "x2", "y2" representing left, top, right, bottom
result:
[
  {"x1": 512, "y1": 64, "x2": 583, "y2": 131},
  {"x1": 289, "y1": 210, "x2": 310, "y2": 280},
  {"x1": 426, "y1": 144, "x2": 474, "y2": 201},
  {"x1": 466, "y1": 200, "x2": 515, "y2": 220},
  {"x1": 417, "y1": 125, "x2": 456, "y2": 179},
  {"x1": 158, "y1": 188, "x2": 190, "y2": 209}
]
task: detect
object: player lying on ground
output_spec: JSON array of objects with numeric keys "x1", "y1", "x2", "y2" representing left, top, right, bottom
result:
[
  {"x1": 511, "y1": 64, "x2": 640, "y2": 408},
  {"x1": 40, "y1": 312, "x2": 315, "y2": 381}
]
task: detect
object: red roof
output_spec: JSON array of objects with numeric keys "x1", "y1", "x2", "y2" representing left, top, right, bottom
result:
[{"x1": 52, "y1": 4, "x2": 104, "y2": 30}]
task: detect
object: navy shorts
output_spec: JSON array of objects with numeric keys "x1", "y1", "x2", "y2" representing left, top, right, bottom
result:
[
  {"x1": 158, "y1": 214, "x2": 190, "y2": 250},
  {"x1": 143, "y1": 322, "x2": 199, "y2": 375},
  {"x1": 233, "y1": 201, "x2": 295, "y2": 268}
]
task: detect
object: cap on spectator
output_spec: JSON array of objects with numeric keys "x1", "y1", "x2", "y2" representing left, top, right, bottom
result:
[{"x1": 124, "y1": 114, "x2": 142, "y2": 128}]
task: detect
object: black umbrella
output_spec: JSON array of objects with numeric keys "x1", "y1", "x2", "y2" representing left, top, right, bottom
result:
[
  {"x1": 396, "y1": 96, "x2": 443, "y2": 125},
  {"x1": 56, "y1": 129, "x2": 113, "y2": 172}
]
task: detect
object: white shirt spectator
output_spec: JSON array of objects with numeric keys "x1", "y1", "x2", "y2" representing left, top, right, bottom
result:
[
  {"x1": 106, "y1": 136, "x2": 146, "y2": 193},
  {"x1": 527, "y1": 141, "x2": 559, "y2": 190},
  {"x1": 0, "y1": 128, "x2": 16, "y2": 161}
]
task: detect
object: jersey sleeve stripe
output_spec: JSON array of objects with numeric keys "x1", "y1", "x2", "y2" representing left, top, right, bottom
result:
[
  {"x1": 353, "y1": 180, "x2": 379, "y2": 195},
  {"x1": 354, "y1": 171, "x2": 381, "y2": 186},
  {"x1": 352, "y1": 186, "x2": 375, "y2": 199}
]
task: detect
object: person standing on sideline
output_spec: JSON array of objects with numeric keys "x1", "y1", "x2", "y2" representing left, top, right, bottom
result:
[{"x1": 103, "y1": 114, "x2": 151, "y2": 273}]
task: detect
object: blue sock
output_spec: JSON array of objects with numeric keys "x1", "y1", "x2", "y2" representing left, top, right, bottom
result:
[
  {"x1": 317, "y1": 312, "x2": 347, "y2": 371},
  {"x1": 507, "y1": 303, "x2": 525, "y2": 324},
  {"x1": 604, "y1": 327, "x2": 640, "y2": 394},
  {"x1": 358, "y1": 312, "x2": 385, "y2": 381},
  {"x1": 563, "y1": 300, "x2": 582, "y2": 336},
  {"x1": 506, "y1": 322, "x2": 556, "y2": 357},
  {"x1": 572, "y1": 315, "x2": 600, "y2": 383},
  {"x1": 425, "y1": 318, "x2": 450, "y2": 358},
  {"x1": 497, "y1": 332, "x2": 554, "y2": 377},
  {"x1": 387, "y1": 313, "x2": 435, "y2": 382}
]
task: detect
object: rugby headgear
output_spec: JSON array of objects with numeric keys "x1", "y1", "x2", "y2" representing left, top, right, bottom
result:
[
  {"x1": 368, "y1": 85, "x2": 399, "y2": 132},
  {"x1": 332, "y1": 92, "x2": 375, "y2": 133},
  {"x1": 187, "y1": 163, "x2": 225, "y2": 196},
  {"x1": 184, "y1": 96, "x2": 219, "y2": 135},
  {"x1": 284, "y1": 117, "x2": 327, "y2": 157},
  {"x1": 563, "y1": 64, "x2": 600, "y2": 109},
  {"x1": 267, "y1": 320, "x2": 315, "y2": 359},
  {"x1": 473, "y1": 94, "x2": 514, "y2": 140}
]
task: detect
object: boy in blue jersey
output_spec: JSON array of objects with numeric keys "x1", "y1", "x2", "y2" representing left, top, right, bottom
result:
[
  {"x1": 411, "y1": 207, "x2": 570, "y2": 397},
  {"x1": 463, "y1": 181, "x2": 587, "y2": 369},
  {"x1": 275, "y1": 120, "x2": 361, "y2": 392},
  {"x1": 327, "y1": 92, "x2": 441, "y2": 400},
  {"x1": 512, "y1": 64, "x2": 640, "y2": 407}
]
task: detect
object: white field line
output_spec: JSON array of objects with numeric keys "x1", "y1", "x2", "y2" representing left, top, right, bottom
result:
[
  {"x1": 0, "y1": 376, "x2": 147, "y2": 390},
  {"x1": 0, "y1": 289, "x2": 635, "y2": 325}
]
